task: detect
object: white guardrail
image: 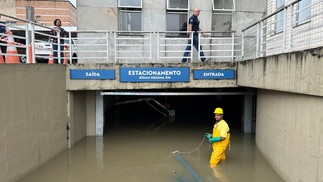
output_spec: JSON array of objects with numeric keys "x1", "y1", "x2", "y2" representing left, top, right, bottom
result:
[
  {"x1": 242, "y1": 0, "x2": 323, "y2": 60},
  {"x1": 3, "y1": 0, "x2": 323, "y2": 65},
  {"x1": 0, "y1": 13, "x2": 241, "y2": 64}
]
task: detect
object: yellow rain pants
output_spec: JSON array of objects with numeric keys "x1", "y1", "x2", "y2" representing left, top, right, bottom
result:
[{"x1": 209, "y1": 122, "x2": 230, "y2": 166}]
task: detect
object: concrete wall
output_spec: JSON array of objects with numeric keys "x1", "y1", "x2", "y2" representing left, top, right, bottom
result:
[
  {"x1": 237, "y1": 48, "x2": 323, "y2": 182},
  {"x1": 238, "y1": 48, "x2": 323, "y2": 97},
  {"x1": 256, "y1": 89, "x2": 323, "y2": 182},
  {"x1": 0, "y1": 64, "x2": 67, "y2": 182},
  {"x1": 77, "y1": 0, "x2": 266, "y2": 34}
]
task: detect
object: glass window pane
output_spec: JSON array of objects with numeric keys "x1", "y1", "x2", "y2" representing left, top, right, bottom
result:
[
  {"x1": 167, "y1": 0, "x2": 189, "y2": 10},
  {"x1": 276, "y1": 10, "x2": 284, "y2": 32},
  {"x1": 298, "y1": 0, "x2": 311, "y2": 22},
  {"x1": 276, "y1": 0, "x2": 285, "y2": 8},
  {"x1": 166, "y1": 13, "x2": 187, "y2": 31},
  {"x1": 119, "y1": 0, "x2": 142, "y2": 8},
  {"x1": 275, "y1": 0, "x2": 285, "y2": 32},
  {"x1": 212, "y1": 13, "x2": 232, "y2": 32},
  {"x1": 213, "y1": 0, "x2": 235, "y2": 11},
  {"x1": 119, "y1": 12, "x2": 142, "y2": 31}
]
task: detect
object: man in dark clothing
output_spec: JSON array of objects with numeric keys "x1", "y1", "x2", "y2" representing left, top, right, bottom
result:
[{"x1": 182, "y1": 8, "x2": 207, "y2": 63}]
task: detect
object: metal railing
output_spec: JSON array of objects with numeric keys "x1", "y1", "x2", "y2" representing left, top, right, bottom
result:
[
  {"x1": 242, "y1": 0, "x2": 323, "y2": 60},
  {"x1": 1, "y1": 12, "x2": 241, "y2": 64}
]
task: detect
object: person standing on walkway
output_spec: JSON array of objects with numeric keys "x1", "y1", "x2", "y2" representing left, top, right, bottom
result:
[
  {"x1": 182, "y1": 7, "x2": 207, "y2": 63},
  {"x1": 50, "y1": 19, "x2": 67, "y2": 64},
  {"x1": 204, "y1": 107, "x2": 230, "y2": 166}
]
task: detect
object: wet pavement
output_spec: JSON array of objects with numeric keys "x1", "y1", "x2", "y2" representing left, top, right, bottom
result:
[{"x1": 17, "y1": 119, "x2": 284, "y2": 182}]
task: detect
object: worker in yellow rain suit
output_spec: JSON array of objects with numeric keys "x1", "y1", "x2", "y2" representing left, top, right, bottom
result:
[{"x1": 204, "y1": 107, "x2": 230, "y2": 166}]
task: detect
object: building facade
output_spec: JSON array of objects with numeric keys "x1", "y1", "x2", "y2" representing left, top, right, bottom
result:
[{"x1": 0, "y1": 0, "x2": 77, "y2": 27}]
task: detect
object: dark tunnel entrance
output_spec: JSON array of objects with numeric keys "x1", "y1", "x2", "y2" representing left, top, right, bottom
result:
[{"x1": 102, "y1": 88, "x2": 256, "y2": 134}]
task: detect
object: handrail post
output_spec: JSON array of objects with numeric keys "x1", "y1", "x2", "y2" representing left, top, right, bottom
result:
[
  {"x1": 150, "y1": 32, "x2": 152, "y2": 62},
  {"x1": 57, "y1": 32, "x2": 61, "y2": 63},
  {"x1": 114, "y1": 32, "x2": 117, "y2": 63},
  {"x1": 256, "y1": 23, "x2": 260, "y2": 58},
  {"x1": 231, "y1": 33, "x2": 234, "y2": 62},
  {"x1": 31, "y1": 23, "x2": 35, "y2": 63},
  {"x1": 106, "y1": 31, "x2": 109, "y2": 62},
  {"x1": 259, "y1": 21, "x2": 263, "y2": 57},
  {"x1": 282, "y1": 7, "x2": 287, "y2": 52},
  {"x1": 190, "y1": 32, "x2": 193, "y2": 62},
  {"x1": 288, "y1": 4, "x2": 293, "y2": 52},
  {"x1": 69, "y1": 32, "x2": 72, "y2": 63},
  {"x1": 156, "y1": 32, "x2": 160, "y2": 62},
  {"x1": 25, "y1": 22, "x2": 30, "y2": 64},
  {"x1": 241, "y1": 31, "x2": 244, "y2": 60},
  {"x1": 198, "y1": 33, "x2": 201, "y2": 61}
]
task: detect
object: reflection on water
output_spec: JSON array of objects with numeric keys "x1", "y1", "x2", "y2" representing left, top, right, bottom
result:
[{"x1": 17, "y1": 122, "x2": 284, "y2": 182}]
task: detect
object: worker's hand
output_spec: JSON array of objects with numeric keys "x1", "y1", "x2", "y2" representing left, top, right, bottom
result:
[{"x1": 204, "y1": 133, "x2": 212, "y2": 139}]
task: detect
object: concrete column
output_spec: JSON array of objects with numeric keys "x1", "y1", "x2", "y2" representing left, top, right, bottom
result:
[
  {"x1": 86, "y1": 91, "x2": 96, "y2": 136},
  {"x1": 96, "y1": 91, "x2": 104, "y2": 136},
  {"x1": 242, "y1": 93, "x2": 253, "y2": 133}
]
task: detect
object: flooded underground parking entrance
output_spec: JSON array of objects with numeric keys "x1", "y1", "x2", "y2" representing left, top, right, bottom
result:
[{"x1": 17, "y1": 89, "x2": 284, "y2": 182}]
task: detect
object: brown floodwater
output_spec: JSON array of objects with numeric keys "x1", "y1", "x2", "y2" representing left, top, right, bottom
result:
[{"x1": 17, "y1": 117, "x2": 284, "y2": 182}]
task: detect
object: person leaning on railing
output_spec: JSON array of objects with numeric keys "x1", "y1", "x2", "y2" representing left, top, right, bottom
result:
[{"x1": 50, "y1": 18, "x2": 67, "y2": 64}]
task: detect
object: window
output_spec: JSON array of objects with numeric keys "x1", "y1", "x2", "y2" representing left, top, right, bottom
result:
[
  {"x1": 118, "y1": 0, "x2": 142, "y2": 8},
  {"x1": 276, "y1": 0, "x2": 285, "y2": 32},
  {"x1": 166, "y1": 0, "x2": 189, "y2": 35},
  {"x1": 119, "y1": 11, "x2": 142, "y2": 31},
  {"x1": 118, "y1": 0, "x2": 142, "y2": 31},
  {"x1": 167, "y1": 0, "x2": 189, "y2": 10},
  {"x1": 212, "y1": 13, "x2": 232, "y2": 32},
  {"x1": 212, "y1": 0, "x2": 236, "y2": 11},
  {"x1": 297, "y1": 0, "x2": 311, "y2": 23},
  {"x1": 212, "y1": 0, "x2": 235, "y2": 33}
]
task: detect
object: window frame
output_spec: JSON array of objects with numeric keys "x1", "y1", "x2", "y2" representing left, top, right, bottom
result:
[
  {"x1": 118, "y1": 10, "x2": 143, "y2": 32},
  {"x1": 211, "y1": 12, "x2": 233, "y2": 33},
  {"x1": 212, "y1": 0, "x2": 236, "y2": 12},
  {"x1": 275, "y1": 0, "x2": 285, "y2": 33},
  {"x1": 296, "y1": 0, "x2": 311, "y2": 24},
  {"x1": 118, "y1": 0, "x2": 142, "y2": 8},
  {"x1": 166, "y1": 0, "x2": 190, "y2": 11}
]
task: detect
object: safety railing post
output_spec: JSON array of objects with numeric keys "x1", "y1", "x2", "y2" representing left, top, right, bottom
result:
[
  {"x1": 256, "y1": 23, "x2": 260, "y2": 58},
  {"x1": 259, "y1": 21, "x2": 263, "y2": 57},
  {"x1": 288, "y1": 4, "x2": 293, "y2": 52},
  {"x1": 231, "y1": 33, "x2": 235, "y2": 62},
  {"x1": 31, "y1": 22, "x2": 36, "y2": 63},
  {"x1": 106, "y1": 31, "x2": 109, "y2": 62},
  {"x1": 241, "y1": 31, "x2": 244, "y2": 60},
  {"x1": 190, "y1": 32, "x2": 193, "y2": 61},
  {"x1": 282, "y1": 7, "x2": 287, "y2": 52},
  {"x1": 69, "y1": 32, "x2": 72, "y2": 63},
  {"x1": 156, "y1": 32, "x2": 160, "y2": 62},
  {"x1": 198, "y1": 33, "x2": 201, "y2": 61},
  {"x1": 114, "y1": 32, "x2": 117, "y2": 63},
  {"x1": 25, "y1": 22, "x2": 30, "y2": 64},
  {"x1": 57, "y1": 32, "x2": 61, "y2": 63},
  {"x1": 150, "y1": 32, "x2": 152, "y2": 62}
]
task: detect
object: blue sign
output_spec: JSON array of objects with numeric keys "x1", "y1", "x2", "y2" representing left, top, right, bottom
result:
[
  {"x1": 70, "y1": 69, "x2": 115, "y2": 80},
  {"x1": 193, "y1": 69, "x2": 235, "y2": 80},
  {"x1": 120, "y1": 67, "x2": 190, "y2": 82}
]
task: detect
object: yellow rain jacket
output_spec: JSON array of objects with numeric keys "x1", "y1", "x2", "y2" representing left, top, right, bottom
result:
[{"x1": 210, "y1": 119, "x2": 230, "y2": 166}]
